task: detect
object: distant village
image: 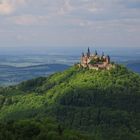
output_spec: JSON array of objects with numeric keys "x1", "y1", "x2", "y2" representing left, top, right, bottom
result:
[{"x1": 78, "y1": 48, "x2": 114, "y2": 70}]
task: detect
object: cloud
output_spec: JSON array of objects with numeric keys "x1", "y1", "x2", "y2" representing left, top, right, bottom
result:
[
  {"x1": 7, "y1": 15, "x2": 48, "y2": 25},
  {"x1": 0, "y1": 0, "x2": 26, "y2": 15},
  {"x1": 120, "y1": 0, "x2": 140, "y2": 9},
  {"x1": 0, "y1": 0, "x2": 140, "y2": 48},
  {"x1": 58, "y1": 0, "x2": 74, "y2": 15},
  {"x1": 0, "y1": 1, "x2": 14, "y2": 15}
]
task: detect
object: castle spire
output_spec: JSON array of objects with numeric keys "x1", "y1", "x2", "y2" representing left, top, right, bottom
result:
[
  {"x1": 101, "y1": 52, "x2": 104, "y2": 59},
  {"x1": 102, "y1": 52, "x2": 104, "y2": 56},
  {"x1": 107, "y1": 55, "x2": 110, "y2": 64},
  {"x1": 87, "y1": 47, "x2": 90, "y2": 57},
  {"x1": 94, "y1": 50, "x2": 97, "y2": 56},
  {"x1": 82, "y1": 52, "x2": 84, "y2": 57}
]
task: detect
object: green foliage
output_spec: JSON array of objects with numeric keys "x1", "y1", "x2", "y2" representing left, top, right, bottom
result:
[
  {"x1": 18, "y1": 77, "x2": 47, "y2": 92},
  {"x1": 0, "y1": 118, "x2": 91, "y2": 140},
  {"x1": 0, "y1": 65, "x2": 140, "y2": 140}
]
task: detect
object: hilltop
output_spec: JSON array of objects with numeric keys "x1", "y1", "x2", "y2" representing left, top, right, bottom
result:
[{"x1": 0, "y1": 65, "x2": 140, "y2": 140}]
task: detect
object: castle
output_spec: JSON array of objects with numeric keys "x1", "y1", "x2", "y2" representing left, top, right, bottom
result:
[{"x1": 79, "y1": 48, "x2": 113, "y2": 70}]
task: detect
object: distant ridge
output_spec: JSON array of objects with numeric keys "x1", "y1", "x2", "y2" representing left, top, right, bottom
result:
[
  {"x1": 0, "y1": 63, "x2": 70, "y2": 69},
  {"x1": 0, "y1": 63, "x2": 70, "y2": 86},
  {"x1": 127, "y1": 62, "x2": 140, "y2": 73}
]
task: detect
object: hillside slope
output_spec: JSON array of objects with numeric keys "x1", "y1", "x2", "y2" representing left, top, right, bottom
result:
[{"x1": 0, "y1": 65, "x2": 140, "y2": 140}]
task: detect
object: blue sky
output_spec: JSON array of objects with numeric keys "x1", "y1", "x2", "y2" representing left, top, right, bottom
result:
[{"x1": 0, "y1": 0, "x2": 140, "y2": 51}]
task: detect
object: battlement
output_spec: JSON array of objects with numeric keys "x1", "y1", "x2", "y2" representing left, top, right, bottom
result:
[{"x1": 79, "y1": 48, "x2": 114, "y2": 70}]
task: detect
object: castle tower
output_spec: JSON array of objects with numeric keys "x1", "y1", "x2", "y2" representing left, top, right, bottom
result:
[
  {"x1": 101, "y1": 52, "x2": 105, "y2": 59},
  {"x1": 82, "y1": 52, "x2": 85, "y2": 57},
  {"x1": 101, "y1": 52, "x2": 104, "y2": 60},
  {"x1": 102, "y1": 52, "x2": 104, "y2": 57},
  {"x1": 87, "y1": 47, "x2": 90, "y2": 57},
  {"x1": 106, "y1": 55, "x2": 110, "y2": 64},
  {"x1": 94, "y1": 50, "x2": 98, "y2": 56}
]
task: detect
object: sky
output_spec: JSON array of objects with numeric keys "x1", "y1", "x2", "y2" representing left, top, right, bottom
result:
[{"x1": 0, "y1": 0, "x2": 140, "y2": 51}]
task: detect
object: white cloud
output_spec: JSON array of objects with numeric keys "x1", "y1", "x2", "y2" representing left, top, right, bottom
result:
[
  {"x1": 0, "y1": 1, "x2": 14, "y2": 15},
  {"x1": 0, "y1": 0, "x2": 26, "y2": 15},
  {"x1": 58, "y1": 0, "x2": 74, "y2": 15},
  {"x1": 87, "y1": 1, "x2": 104, "y2": 13},
  {"x1": 0, "y1": 0, "x2": 140, "y2": 48},
  {"x1": 7, "y1": 15, "x2": 48, "y2": 25}
]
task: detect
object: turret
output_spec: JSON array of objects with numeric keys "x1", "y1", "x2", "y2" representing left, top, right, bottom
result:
[
  {"x1": 101, "y1": 52, "x2": 104, "y2": 60},
  {"x1": 87, "y1": 47, "x2": 90, "y2": 57},
  {"x1": 106, "y1": 55, "x2": 110, "y2": 64},
  {"x1": 82, "y1": 52, "x2": 85, "y2": 57},
  {"x1": 102, "y1": 52, "x2": 104, "y2": 57},
  {"x1": 94, "y1": 50, "x2": 98, "y2": 56}
]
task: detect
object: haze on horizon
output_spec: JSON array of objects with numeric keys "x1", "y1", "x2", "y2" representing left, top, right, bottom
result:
[{"x1": 0, "y1": 0, "x2": 140, "y2": 50}]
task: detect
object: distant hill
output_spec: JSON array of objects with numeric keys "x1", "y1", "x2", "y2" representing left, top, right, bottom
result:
[
  {"x1": 0, "y1": 65, "x2": 140, "y2": 140},
  {"x1": 0, "y1": 64, "x2": 69, "y2": 86},
  {"x1": 127, "y1": 62, "x2": 140, "y2": 73}
]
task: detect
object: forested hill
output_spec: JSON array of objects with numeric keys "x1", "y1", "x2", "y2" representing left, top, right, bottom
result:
[{"x1": 0, "y1": 65, "x2": 140, "y2": 140}]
